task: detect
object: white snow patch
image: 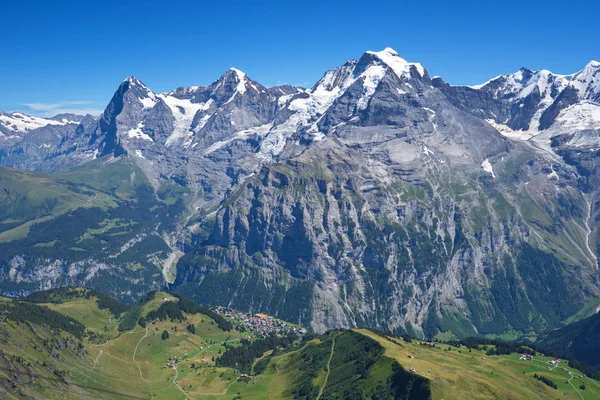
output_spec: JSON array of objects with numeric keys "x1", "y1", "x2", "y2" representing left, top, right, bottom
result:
[
  {"x1": 126, "y1": 122, "x2": 153, "y2": 142},
  {"x1": 0, "y1": 112, "x2": 73, "y2": 133},
  {"x1": 481, "y1": 159, "x2": 496, "y2": 178},
  {"x1": 485, "y1": 119, "x2": 539, "y2": 141},
  {"x1": 203, "y1": 123, "x2": 273, "y2": 156},
  {"x1": 468, "y1": 75, "x2": 503, "y2": 90},
  {"x1": 423, "y1": 107, "x2": 436, "y2": 117},
  {"x1": 220, "y1": 68, "x2": 252, "y2": 106},
  {"x1": 357, "y1": 65, "x2": 386, "y2": 110},
  {"x1": 158, "y1": 95, "x2": 211, "y2": 145},
  {"x1": 567, "y1": 61, "x2": 600, "y2": 100},
  {"x1": 229, "y1": 68, "x2": 247, "y2": 94},
  {"x1": 553, "y1": 101, "x2": 600, "y2": 131},
  {"x1": 423, "y1": 145, "x2": 434, "y2": 156},
  {"x1": 134, "y1": 149, "x2": 145, "y2": 159},
  {"x1": 140, "y1": 96, "x2": 157, "y2": 109},
  {"x1": 312, "y1": 131, "x2": 326, "y2": 141},
  {"x1": 257, "y1": 48, "x2": 424, "y2": 160}
]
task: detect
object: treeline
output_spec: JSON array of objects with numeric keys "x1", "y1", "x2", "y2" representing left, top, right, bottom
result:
[
  {"x1": 568, "y1": 358, "x2": 599, "y2": 381},
  {"x1": 173, "y1": 294, "x2": 233, "y2": 332},
  {"x1": 0, "y1": 302, "x2": 85, "y2": 338},
  {"x1": 389, "y1": 362, "x2": 432, "y2": 400},
  {"x1": 216, "y1": 334, "x2": 297, "y2": 373},
  {"x1": 140, "y1": 295, "x2": 233, "y2": 332},
  {"x1": 25, "y1": 287, "x2": 84, "y2": 303},
  {"x1": 93, "y1": 291, "x2": 130, "y2": 316},
  {"x1": 540, "y1": 312, "x2": 600, "y2": 371},
  {"x1": 457, "y1": 337, "x2": 534, "y2": 356},
  {"x1": 118, "y1": 293, "x2": 233, "y2": 332},
  {"x1": 146, "y1": 301, "x2": 185, "y2": 321},
  {"x1": 118, "y1": 307, "x2": 141, "y2": 331},
  {"x1": 24, "y1": 287, "x2": 130, "y2": 317},
  {"x1": 533, "y1": 373, "x2": 557, "y2": 389}
]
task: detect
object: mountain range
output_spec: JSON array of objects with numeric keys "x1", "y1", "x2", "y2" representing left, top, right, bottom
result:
[{"x1": 1, "y1": 47, "x2": 600, "y2": 339}]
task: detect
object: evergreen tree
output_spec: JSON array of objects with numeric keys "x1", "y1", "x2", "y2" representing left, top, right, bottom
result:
[{"x1": 186, "y1": 324, "x2": 196, "y2": 334}]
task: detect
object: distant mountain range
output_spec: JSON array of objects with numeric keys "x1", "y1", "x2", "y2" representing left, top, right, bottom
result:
[{"x1": 1, "y1": 48, "x2": 599, "y2": 339}]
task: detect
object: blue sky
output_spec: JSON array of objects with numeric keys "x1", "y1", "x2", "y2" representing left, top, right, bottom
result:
[{"x1": 1, "y1": 0, "x2": 598, "y2": 117}]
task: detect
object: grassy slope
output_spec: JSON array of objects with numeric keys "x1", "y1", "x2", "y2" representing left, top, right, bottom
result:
[
  {"x1": 0, "y1": 290, "x2": 304, "y2": 399},
  {"x1": 3, "y1": 291, "x2": 600, "y2": 400},
  {"x1": 359, "y1": 329, "x2": 600, "y2": 400},
  {"x1": 0, "y1": 156, "x2": 159, "y2": 244},
  {"x1": 42, "y1": 297, "x2": 121, "y2": 342},
  {"x1": 0, "y1": 165, "x2": 115, "y2": 242},
  {"x1": 56, "y1": 157, "x2": 148, "y2": 200}
]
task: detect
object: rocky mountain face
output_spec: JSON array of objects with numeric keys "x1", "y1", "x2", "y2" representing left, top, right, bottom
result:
[{"x1": 1, "y1": 48, "x2": 600, "y2": 338}]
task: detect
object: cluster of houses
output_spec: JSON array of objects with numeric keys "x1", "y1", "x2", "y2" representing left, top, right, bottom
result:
[
  {"x1": 213, "y1": 306, "x2": 307, "y2": 336},
  {"x1": 519, "y1": 354, "x2": 534, "y2": 361},
  {"x1": 548, "y1": 358, "x2": 561, "y2": 366},
  {"x1": 164, "y1": 355, "x2": 180, "y2": 369}
]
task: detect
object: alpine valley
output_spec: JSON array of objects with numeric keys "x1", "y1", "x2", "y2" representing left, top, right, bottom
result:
[{"x1": 2, "y1": 47, "x2": 600, "y2": 342}]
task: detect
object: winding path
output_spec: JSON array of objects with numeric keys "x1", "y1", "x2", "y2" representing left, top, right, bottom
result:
[
  {"x1": 567, "y1": 372, "x2": 584, "y2": 400},
  {"x1": 90, "y1": 328, "x2": 142, "y2": 370},
  {"x1": 132, "y1": 327, "x2": 151, "y2": 383},
  {"x1": 317, "y1": 335, "x2": 337, "y2": 400}
]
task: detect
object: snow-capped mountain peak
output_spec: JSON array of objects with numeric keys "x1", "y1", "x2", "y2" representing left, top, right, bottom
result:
[
  {"x1": 364, "y1": 47, "x2": 425, "y2": 79},
  {"x1": 124, "y1": 76, "x2": 142, "y2": 84},
  {"x1": 568, "y1": 60, "x2": 600, "y2": 101},
  {"x1": 228, "y1": 67, "x2": 249, "y2": 95},
  {"x1": 459, "y1": 60, "x2": 600, "y2": 138},
  {"x1": 583, "y1": 60, "x2": 600, "y2": 71},
  {"x1": 118, "y1": 76, "x2": 157, "y2": 109},
  {"x1": 472, "y1": 67, "x2": 568, "y2": 99},
  {"x1": 208, "y1": 68, "x2": 264, "y2": 104}
]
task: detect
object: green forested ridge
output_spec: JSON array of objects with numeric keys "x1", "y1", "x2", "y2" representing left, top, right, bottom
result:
[
  {"x1": 174, "y1": 294, "x2": 234, "y2": 331},
  {"x1": 216, "y1": 334, "x2": 297, "y2": 373},
  {"x1": 288, "y1": 330, "x2": 431, "y2": 400},
  {"x1": 0, "y1": 301, "x2": 85, "y2": 339},
  {"x1": 117, "y1": 306, "x2": 141, "y2": 331},
  {"x1": 541, "y1": 311, "x2": 600, "y2": 370}
]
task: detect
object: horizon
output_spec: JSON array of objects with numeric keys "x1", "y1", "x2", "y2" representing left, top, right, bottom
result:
[
  {"x1": 4, "y1": 49, "x2": 600, "y2": 119},
  {"x1": 1, "y1": 0, "x2": 599, "y2": 117}
]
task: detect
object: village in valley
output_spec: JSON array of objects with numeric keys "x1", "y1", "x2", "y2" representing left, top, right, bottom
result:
[
  {"x1": 146, "y1": 300, "x2": 306, "y2": 375},
  {"x1": 213, "y1": 306, "x2": 307, "y2": 337}
]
